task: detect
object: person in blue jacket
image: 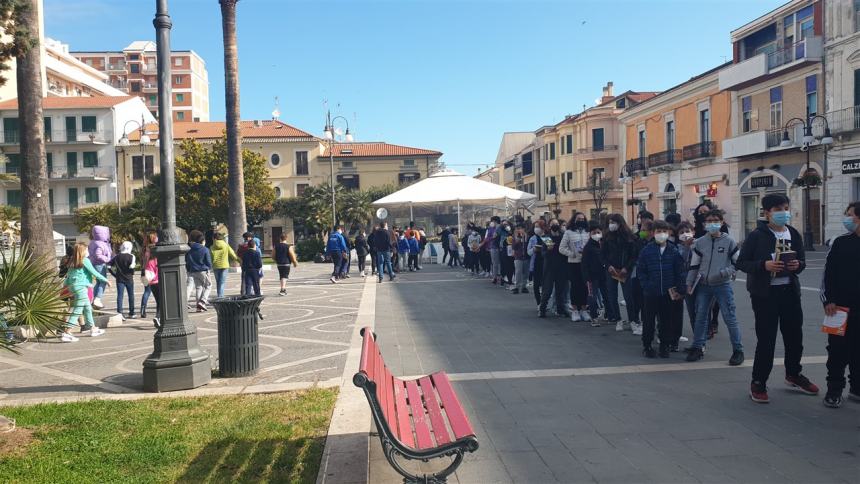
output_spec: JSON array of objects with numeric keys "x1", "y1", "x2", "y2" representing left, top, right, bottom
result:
[
  {"x1": 396, "y1": 232, "x2": 410, "y2": 273},
  {"x1": 636, "y1": 220, "x2": 686, "y2": 359},
  {"x1": 407, "y1": 233, "x2": 420, "y2": 271},
  {"x1": 185, "y1": 229, "x2": 213, "y2": 311},
  {"x1": 241, "y1": 239, "x2": 263, "y2": 296},
  {"x1": 326, "y1": 226, "x2": 348, "y2": 283}
]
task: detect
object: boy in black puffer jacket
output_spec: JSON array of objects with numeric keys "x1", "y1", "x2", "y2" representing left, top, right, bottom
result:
[
  {"x1": 636, "y1": 220, "x2": 685, "y2": 358},
  {"x1": 582, "y1": 221, "x2": 607, "y2": 325}
]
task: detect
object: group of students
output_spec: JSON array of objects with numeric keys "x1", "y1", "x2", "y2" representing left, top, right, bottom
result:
[
  {"x1": 445, "y1": 194, "x2": 857, "y2": 407},
  {"x1": 326, "y1": 223, "x2": 429, "y2": 283},
  {"x1": 56, "y1": 226, "x2": 298, "y2": 341}
]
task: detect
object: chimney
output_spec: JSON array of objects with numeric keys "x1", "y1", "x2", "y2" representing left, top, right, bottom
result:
[
  {"x1": 254, "y1": 120, "x2": 263, "y2": 128},
  {"x1": 600, "y1": 81, "x2": 614, "y2": 103}
]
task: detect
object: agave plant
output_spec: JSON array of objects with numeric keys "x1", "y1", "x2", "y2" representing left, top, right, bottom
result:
[{"x1": 0, "y1": 245, "x2": 68, "y2": 353}]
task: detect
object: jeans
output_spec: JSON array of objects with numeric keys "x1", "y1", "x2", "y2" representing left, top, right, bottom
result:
[
  {"x1": 214, "y1": 268, "x2": 228, "y2": 298},
  {"x1": 448, "y1": 250, "x2": 461, "y2": 267},
  {"x1": 116, "y1": 280, "x2": 134, "y2": 315},
  {"x1": 490, "y1": 249, "x2": 501, "y2": 278},
  {"x1": 587, "y1": 277, "x2": 607, "y2": 319},
  {"x1": 693, "y1": 283, "x2": 742, "y2": 351},
  {"x1": 605, "y1": 272, "x2": 637, "y2": 322},
  {"x1": 376, "y1": 251, "x2": 394, "y2": 279},
  {"x1": 243, "y1": 270, "x2": 261, "y2": 296},
  {"x1": 93, "y1": 264, "x2": 107, "y2": 298},
  {"x1": 186, "y1": 271, "x2": 212, "y2": 306},
  {"x1": 751, "y1": 285, "x2": 804, "y2": 384},
  {"x1": 140, "y1": 285, "x2": 152, "y2": 315},
  {"x1": 330, "y1": 251, "x2": 344, "y2": 276},
  {"x1": 398, "y1": 251, "x2": 408, "y2": 271},
  {"x1": 408, "y1": 253, "x2": 418, "y2": 270},
  {"x1": 514, "y1": 259, "x2": 528, "y2": 290}
]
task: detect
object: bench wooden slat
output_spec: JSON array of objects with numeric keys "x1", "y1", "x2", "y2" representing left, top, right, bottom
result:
[
  {"x1": 382, "y1": 368, "x2": 396, "y2": 440},
  {"x1": 418, "y1": 376, "x2": 452, "y2": 446},
  {"x1": 431, "y1": 372, "x2": 475, "y2": 440},
  {"x1": 393, "y1": 378, "x2": 414, "y2": 448},
  {"x1": 405, "y1": 379, "x2": 434, "y2": 450}
]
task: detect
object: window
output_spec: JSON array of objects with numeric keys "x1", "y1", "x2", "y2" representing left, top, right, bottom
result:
[
  {"x1": 82, "y1": 151, "x2": 98, "y2": 168},
  {"x1": 44, "y1": 117, "x2": 52, "y2": 141},
  {"x1": 522, "y1": 159, "x2": 533, "y2": 176},
  {"x1": 638, "y1": 129, "x2": 646, "y2": 158},
  {"x1": 130, "y1": 82, "x2": 141, "y2": 92},
  {"x1": 742, "y1": 96, "x2": 752, "y2": 133},
  {"x1": 176, "y1": 112, "x2": 185, "y2": 121},
  {"x1": 855, "y1": 0, "x2": 860, "y2": 31},
  {"x1": 769, "y1": 87, "x2": 783, "y2": 129},
  {"x1": 403, "y1": 159, "x2": 415, "y2": 166},
  {"x1": 5, "y1": 153, "x2": 20, "y2": 177},
  {"x1": 295, "y1": 151, "x2": 308, "y2": 175},
  {"x1": 174, "y1": 76, "x2": 183, "y2": 85},
  {"x1": 336, "y1": 174, "x2": 359, "y2": 190},
  {"x1": 66, "y1": 152, "x2": 77, "y2": 176},
  {"x1": 81, "y1": 116, "x2": 97, "y2": 132},
  {"x1": 129, "y1": 54, "x2": 139, "y2": 61},
  {"x1": 84, "y1": 187, "x2": 99, "y2": 203},
  {"x1": 549, "y1": 142, "x2": 556, "y2": 160},
  {"x1": 46, "y1": 153, "x2": 53, "y2": 176},
  {"x1": 566, "y1": 172, "x2": 573, "y2": 190},
  {"x1": 130, "y1": 63, "x2": 140, "y2": 74},
  {"x1": 341, "y1": 160, "x2": 353, "y2": 168},
  {"x1": 148, "y1": 94, "x2": 157, "y2": 105},
  {"x1": 592, "y1": 128, "x2": 604, "y2": 151},
  {"x1": 666, "y1": 121, "x2": 675, "y2": 150},
  {"x1": 565, "y1": 134, "x2": 573, "y2": 154},
  {"x1": 274, "y1": 186, "x2": 282, "y2": 198},
  {"x1": 6, "y1": 189, "x2": 21, "y2": 207},
  {"x1": 806, "y1": 75, "x2": 817, "y2": 119},
  {"x1": 549, "y1": 176, "x2": 557, "y2": 194},
  {"x1": 296, "y1": 183, "x2": 309, "y2": 197},
  {"x1": 174, "y1": 57, "x2": 182, "y2": 67},
  {"x1": 3, "y1": 117, "x2": 18, "y2": 143},
  {"x1": 700, "y1": 109, "x2": 710, "y2": 142},
  {"x1": 615, "y1": 98, "x2": 626, "y2": 109},
  {"x1": 270, "y1": 153, "x2": 281, "y2": 167},
  {"x1": 175, "y1": 93, "x2": 184, "y2": 102},
  {"x1": 399, "y1": 173, "x2": 420, "y2": 185}
]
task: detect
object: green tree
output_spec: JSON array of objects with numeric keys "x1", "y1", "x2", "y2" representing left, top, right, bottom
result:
[{"x1": 73, "y1": 194, "x2": 160, "y2": 249}]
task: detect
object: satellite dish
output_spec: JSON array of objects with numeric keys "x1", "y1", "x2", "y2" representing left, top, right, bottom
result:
[{"x1": 376, "y1": 208, "x2": 388, "y2": 220}]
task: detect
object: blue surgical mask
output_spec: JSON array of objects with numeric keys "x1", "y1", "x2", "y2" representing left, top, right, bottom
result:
[
  {"x1": 844, "y1": 216, "x2": 858, "y2": 233},
  {"x1": 771, "y1": 211, "x2": 791, "y2": 227},
  {"x1": 706, "y1": 223, "x2": 722, "y2": 234}
]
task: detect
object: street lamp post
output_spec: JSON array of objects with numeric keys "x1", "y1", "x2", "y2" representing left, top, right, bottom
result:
[
  {"x1": 142, "y1": 0, "x2": 211, "y2": 392},
  {"x1": 618, "y1": 166, "x2": 633, "y2": 225},
  {"x1": 780, "y1": 116, "x2": 833, "y2": 251},
  {"x1": 118, "y1": 116, "x2": 160, "y2": 193},
  {"x1": 323, "y1": 110, "x2": 353, "y2": 230}
]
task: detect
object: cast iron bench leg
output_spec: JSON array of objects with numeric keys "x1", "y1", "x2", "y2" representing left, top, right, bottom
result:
[{"x1": 383, "y1": 440, "x2": 467, "y2": 484}]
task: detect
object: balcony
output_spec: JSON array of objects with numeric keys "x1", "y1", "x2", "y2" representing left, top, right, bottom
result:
[
  {"x1": 827, "y1": 105, "x2": 860, "y2": 135},
  {"x1": 142, "y1": 82, "x2": 158, "y2": 91},
  {"x1": 106, "y1": 63, "x2": 127, "y2": 72},
  {"x1": 647, "y1": 149, "x2": 681, "y2": 170},
  {"x1": 576, "y1": 144, "x2": 618, "y2": 160},
  {"x1": 48, "y1": 166, "x2": 113, "y2": 180},
  {"x1": 0, "y1": 129, "x2": 112, "y2": 144},
  {"x1": 625, "y1": 157, "x2": 646, "y2": 174},
  {"x1": 722, "y1": 125, "x2": 806, "y2": 159},
  {"x1": 142, "y1": 64, "x2": 157, "y2": 74},
  {"x1": 682, "y1": 141, "x2": 717, "y2": 162},
  {"x1": 719, "y1": 36, "x2": 823, "y2": 91},
  {"x1": 108, "y1": 80, "x2": 128, "y2": 89}
]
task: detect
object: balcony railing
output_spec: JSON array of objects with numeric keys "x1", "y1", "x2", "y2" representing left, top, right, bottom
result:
[
  {"x1": 108, "y1": 80, "x2": 128, "y2": 89},
  {"x1": 827, "y1": 105, "x2": 860, "y2": 135},
  {"x1": 2, "y1": 129, "x2": 111, "y2": 144},
  {"x1": 647, "y1": 149, "x2": 681, "y2": 168},
  {"x1": 48, "y1": 166, "x2": 113, "y2": 180},
  {"x1": 106, "y1": 63, "x2": 127, "y2": 71},
  {"x1": 142, "y1": 64, "x2": 157, "y2": 74},
  {"x1": 682, "y1": 141, "x2": 716, "y2": 161},
  {"x1": 625, "y1": 157, "x2": 646, "y2": 174},
  {"x1": 2, "y1": 130, "x2": 19, "y2": 144},
  {"x1": 766, "y1": 38, "x2": 810, "y2": 70},
  {"x1": 142, "y1": 82, "x2": 158, "y2": 91},
  {"x1": 576, "y1": 144, "x2": 618, "y2": 154}
]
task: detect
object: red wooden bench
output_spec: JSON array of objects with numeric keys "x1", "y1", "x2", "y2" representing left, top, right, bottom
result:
[{"x1": 353, "y1": 327, "x2": 479, "y2": 484}]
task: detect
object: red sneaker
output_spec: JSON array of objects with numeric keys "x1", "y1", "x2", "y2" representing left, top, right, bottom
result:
[
  {"x1": 785, "y1": 374, "x2": 819, "y2": 395},
  {"x1": 750, "y1": 381, "x2": 769, "y2": 403}
]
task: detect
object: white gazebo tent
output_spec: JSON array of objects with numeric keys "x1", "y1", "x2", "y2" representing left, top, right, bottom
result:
[{"x1": 372, "y1": 170, "x2": 537, "y2": 235}]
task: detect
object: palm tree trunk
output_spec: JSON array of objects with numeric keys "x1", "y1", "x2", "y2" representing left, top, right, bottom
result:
[
  {"x1": 220, "y1": 0, "x2": 246, "y2": 250},
  {"x1": 15, "y1": 0, "x2": 55, "y2": 268}
]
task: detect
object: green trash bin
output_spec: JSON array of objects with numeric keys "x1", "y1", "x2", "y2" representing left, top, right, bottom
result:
[{"x1": 211, "y1": 295, "x2": 264, "y2": 377}]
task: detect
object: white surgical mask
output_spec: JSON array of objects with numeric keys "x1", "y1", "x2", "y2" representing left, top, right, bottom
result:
[
  {"x1": 654, "y1": 233, "x2": 669, "y2": 244},
  {"x1": 534, "y1": 228, "x2": 544, "y2": 236},
  {"x1": 679, "y1": 232, "x2": 693, "y2": 241},
  {"x1": 590, "y1": 233, "x2": 603, "y2": 242},
  {"x1": 608, "y1": 223, "x2": 619, "y2": 232},
  {"x1": 490, "y1": 222, "x2": 496, "y2": 228}
]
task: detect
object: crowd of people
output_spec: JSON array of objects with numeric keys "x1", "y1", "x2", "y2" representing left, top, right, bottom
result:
[{"x1": 327, "y1": 222, "x2": 430, "y2": 283}]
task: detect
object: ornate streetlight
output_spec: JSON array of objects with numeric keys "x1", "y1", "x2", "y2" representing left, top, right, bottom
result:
[
  {"x1": 780, "y1": 115, "x2": 833, "y2": 250},
  {"x1": 323, "y1": 110, "x2": 353, "y2": 230},
  {"x1": 142, "y1": 0, "x2": 211, "y2": 392}
]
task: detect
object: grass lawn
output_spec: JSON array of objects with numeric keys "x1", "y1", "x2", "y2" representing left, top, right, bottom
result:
[{"x1": 0, "y1": 388, "x2": 337, "y2": 484}]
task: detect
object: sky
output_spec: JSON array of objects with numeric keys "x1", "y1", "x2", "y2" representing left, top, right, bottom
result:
[{"x1": 44, "y1": 0, "x2": 786, "y2": 176}]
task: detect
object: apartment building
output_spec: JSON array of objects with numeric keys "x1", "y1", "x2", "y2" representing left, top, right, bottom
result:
[
  {"x1": 43, "y1": 38, "x2": 127, "y2": 99},
  {"x1": 0, "y1": 96, "x2": 155, "y2": 237},
  {"x1": 719, "y1": 0, "x2": 825, "y2": 241},
  {"x1": 823, "y1": 0, "x2": 860, "y2": 243},
  {"x1": 322, "y1": 142, "x2": 442, "y2": 191},
  {"x1": 474, "y1": 166, "x2": 499, "y2": 184},
  {"x1": 73, "y1": 41, "x2": 210, "y2": 123},
  {"x1": 618, "y1": 65, "x2": 734, "y2": 235}
]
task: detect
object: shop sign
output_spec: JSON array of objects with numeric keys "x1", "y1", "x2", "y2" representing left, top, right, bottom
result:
[
  {"x1": 750, "y1": 175, "x2": 774, "y2": 189},
  {"x1": 843, "y1": 159, "x2": 860, "y2": 175}
]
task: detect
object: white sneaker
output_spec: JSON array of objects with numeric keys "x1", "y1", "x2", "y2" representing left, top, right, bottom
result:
[
  {"x1": 615, "y1": 321, "x2": 624, "y2": 331},
  {"x1": 60, "y1": 333, "x2": 79, "y2": 343},
  {"x1": 92, "y1": 297, "x2": 103, "y2": 310},
  {"x1": 330, "y1": 276, "x2": 337, "y2": 284},
  {"x1": 632, "y1": 323, "x2": 643, "y2": 336},
  {"x1": 89, "y1": 327, "x2": 105, "y2": 337},
  {"x1": 571, "y1": 311, "x2": 581, "y2": 322},
  {"x1": 679, "y1": 336, "x2": 689, "y2": 342},
  {"x1": 580, "y1": 310, "x2": 592, "y2": 322}
]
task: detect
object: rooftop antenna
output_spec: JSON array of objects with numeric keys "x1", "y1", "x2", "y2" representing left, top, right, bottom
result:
[{"x1": 271, "y1": 96, "x2": 281, "y2": 120}]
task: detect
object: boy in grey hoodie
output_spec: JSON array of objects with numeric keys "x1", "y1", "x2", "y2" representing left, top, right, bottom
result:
[{"x1": 685, "y1": 210, "x2": 743, "y2": 365}]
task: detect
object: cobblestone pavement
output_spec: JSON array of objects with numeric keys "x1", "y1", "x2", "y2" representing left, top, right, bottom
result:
[
  {"x1": 0, "y1": 263, "x2": 362, "y2": 405},
  {"x1": 367, "y1": 252, "x2": 859, "y2": 484}
]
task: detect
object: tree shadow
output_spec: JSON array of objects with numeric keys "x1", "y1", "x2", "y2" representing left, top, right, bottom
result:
[{"x1": 176, "y1": 436, "x2": 325, "y2": 484}]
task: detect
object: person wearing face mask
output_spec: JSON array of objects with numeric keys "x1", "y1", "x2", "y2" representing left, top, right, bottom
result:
[
  {"x1": 538, "y1": 222, "x2": 570, "y2": 318},
  {"x1": 582, "y1": 221, "x2": 607, "y2": 326},
  {"x1": 499, "y1": 221, "x2": 515, "y2": 288},
  {"x1": 820, "y1": 201, "x2": 860, "y2": 408},
  {"x1": 484, "y1": 216, "x2": 502, "y2": 284},
  {"x1": 601, "y1": 214, "x2": 638, "y2": 329},
  {"x1": 685, "y1": 210, "x2": 744, "y2": 366},
  {"x1": 467, "y1": 226, "x2": 482, "y2": 275},
  {"x1": 676, "y1": 222, "x2": 698, "y2": 337},
  {"x1": 559, "y1": 212, "x2": 591, "y2": 322},
  {"x1": 628, "y1": 219, "x2": 653, "y2": 336},
  {"x1": 737, "y1": 193, "x2": 818, "y2": 404},
  {"x1": 511, "y1": 224, "x2": 530, "y2": 294},
  {"x1": 636, "y1": 220, "x2": 686, "y2": 358},
  {"x1": 527, "y1": 221, "x2": 546, "y2": 306}
]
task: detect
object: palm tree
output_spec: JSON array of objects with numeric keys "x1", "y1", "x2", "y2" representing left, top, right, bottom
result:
[
  {"x1": 219, "y1": 0, "x2": 247, "y2": 251},
  {"x1": 0, "y1": 245, "x2": 67, "y2": 353},
  {"x1": 14, "y1": 0, "x2": 55, "y2": 269}
]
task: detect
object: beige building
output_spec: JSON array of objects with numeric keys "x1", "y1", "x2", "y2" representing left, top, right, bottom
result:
[
  {"x1": 474, "y1": 166, "x2": 499, "y2": 184},
  {"x1": 73, "y1": 41, "x2": 210, "y2": 123}
]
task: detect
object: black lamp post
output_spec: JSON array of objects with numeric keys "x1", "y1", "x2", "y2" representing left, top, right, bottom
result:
[
  {"x1": 323, "y1": 110, "x2": 353, "y2": 230},
  {"x1": 142, "y1": 0, "x2": 211, "y2": 392},
  {"x1": 780, "y1": 115, "x2": 833, "y2": 251}
]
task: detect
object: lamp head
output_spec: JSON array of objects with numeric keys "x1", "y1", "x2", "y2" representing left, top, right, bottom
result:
[
  {"x1": 820, "y1": 128, "x2": 833, "y2": 145},
  {"x1": 779, "y1": 130, "x2": 793, "y2": 148},
  {"x1": 344, "y1": 129, "x2": 354, "y2": 142},
  {"x1": 140, "y1": 134, "x2": 151, "y2": 144},
  {"x1": 801, "y1": 125, "x2": 814, "y2": 145},
  {"x1": 118, "y1": 134, "x2": 130, "y2": 147},
  {"x1": 323, "y1": 126, "x2": 333, "y2": 140}
]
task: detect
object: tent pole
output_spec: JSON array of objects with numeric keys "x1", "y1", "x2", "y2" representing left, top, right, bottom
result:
[
  {"x1": 410, "y1": 203, "x2": 414, "y2": 222},
  {"x1": 457, "y1": 199, "x2": 461, "y2": 238}
]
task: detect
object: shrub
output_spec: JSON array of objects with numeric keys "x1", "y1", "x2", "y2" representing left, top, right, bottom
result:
[{"x1": 295, "y1": 238, "x2": 325, "y2": 262}]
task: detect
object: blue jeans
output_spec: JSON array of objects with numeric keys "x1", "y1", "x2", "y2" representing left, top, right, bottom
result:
[
  {"x1": 140, "y1": 285, "x2": 152, "y2": 315},
  {"x1": 693, "y1": 283, "x2": 742, "y2": 351},
  {"x1": 330, "y1": 251, "x2": 343, "y2": 276},
  {"x1": 588, "y1": 277, "x2": 607, "y2": 319},
  {"x1": 116, "y1": 280, "x2": 134, "y2": 315},
  {"x1": 376, "y1": 251, "x2": 394, "y2": 279},
  {"x1": 93, "y1": 264, "x2": 107, "y2": 298},
  {"x1": 214, "y1": 268, "x2": 228, "y2": 298},
  {"x1": 243, "y1": 270, "x2": 261, "y2": 296}
]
